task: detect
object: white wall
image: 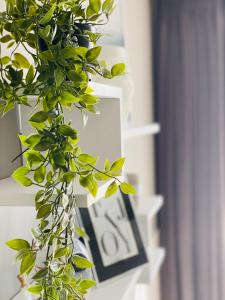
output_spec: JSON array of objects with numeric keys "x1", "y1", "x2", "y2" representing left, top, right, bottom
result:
[
  {"x1": 0, "y1": 207, "x2": 37, "y2": 299},
  {"x1": 122, "y1": 0, "x2": 156, "y2": 197},
  {"x1": 122, "y1": 1, "x2": 162, "y2": 299}
]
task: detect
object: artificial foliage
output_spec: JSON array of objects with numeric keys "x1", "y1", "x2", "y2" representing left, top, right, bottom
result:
[{"x1": 0, "y1": 0, "x2": 136, "y2": 299}]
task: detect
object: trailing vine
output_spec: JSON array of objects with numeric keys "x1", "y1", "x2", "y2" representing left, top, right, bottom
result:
[{"x1": 0, "y1": 0, "x2": 136, "y2": 299}]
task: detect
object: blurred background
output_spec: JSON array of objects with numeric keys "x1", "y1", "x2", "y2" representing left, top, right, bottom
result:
[
  {"x1": 104, "y1": 0, "x2": 225, "y2": 299},
  {"x1": 1, "y1": 0, "x2": 225, "y2": 299}
]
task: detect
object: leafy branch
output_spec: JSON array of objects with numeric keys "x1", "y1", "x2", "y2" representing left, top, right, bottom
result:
[{"x1": 0, "y1": 0, "x2": 136, "y2": 299}]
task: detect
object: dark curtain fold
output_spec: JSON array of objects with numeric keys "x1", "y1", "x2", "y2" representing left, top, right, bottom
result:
[{"x1": 154, "y1": 1, "x2": 225, "y2": 300}]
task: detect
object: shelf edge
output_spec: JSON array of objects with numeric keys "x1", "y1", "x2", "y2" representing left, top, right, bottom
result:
[{"x1": 123, "y1": 123, "x2": 161, "y2": 140}]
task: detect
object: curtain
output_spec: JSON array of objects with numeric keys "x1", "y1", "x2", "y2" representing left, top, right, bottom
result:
[{"x1": 154, "y1": 0, "x2": 225, "y2": 300}]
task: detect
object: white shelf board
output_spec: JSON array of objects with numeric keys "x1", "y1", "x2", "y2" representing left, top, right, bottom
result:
[
  {"x1": 0, "y1": 177, "x2": 115, "y2": 208},
  {"x1": 139, "y1": 247, "x2": 166, "y2": 284},
  {"x1": 90, "y1": 82, "x2": 122, "y2": 99},
  {"x1": 88, "y1": 266, "x2": 144, "y2": 300},
  {"x1": 88, "y1": 248, "x2": 165, "y2": 300},
  {"x1": 137, "y1": 195, "x2": 164, "y2": 220},
  {"x1": 123, "y1": 123, "x2": 160, "y2": 140}
]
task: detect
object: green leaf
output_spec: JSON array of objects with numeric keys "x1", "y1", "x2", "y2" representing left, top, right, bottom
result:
[
  {"x1": 75, "y1": 227, "x2": 89, "y2": 240},
  {"x1": 62, "y1": 172, "x2": 76, "y2": 184},
  {"x1": 105, "y1": 181, "x2": 118, "y2": 198},
  {"x1": 89, "y1": 0, "x2": 101, "y2": 13},
  {"x1": 24, "y1": 150, "x2": 45, "y2": 169},
  {"x1": 14, "y1": 53, "x2": 30, "y2": 69},
  {"x1": 34, "y1": 165, "x2": 46, "y2": 183},
  {"x1": 60, "y1": 91, "x2": 80, "y2": 105},
  {"x1": 14, "y1": 176, "x2": 33, "y2": 187},
  {"x1": 34, "y1": 137, "x2": 52, "y2": 151},
  {"x1": 18, "y1": 135, "x2": 27, "y2": 146},
  {"x1": 32, "y1": 267, "x2": 48, "y2": 280},
  {"x1": 81, "y1": 94, "x2": 98, "y2": 105},
  {"x1": 37, "y1": 204, "x2": 51, "y2": 219},
  {"x1": 68, "y1": 70, "x2": 84, "y2": 83},
  {"x1": 21, "y1": 134, "x2": 41, "y2": 148},
  {"x1": 104, "y1": 159, "x2": 110, "y2": 172},
  {"x1": 86, "y1": 46, "x2": 102, "y2": 62},
  {"x1": 74, "y1": 47, "x2": 88, "y2": 58},
  {"x1": 111, "y1": 63, "x2": 126, "y2": 76},
  {"x1": 15, "y1": 248, "x2": 31, "y2": 262},
  {"x1": 88, "y1": 178, "x2": 98, "y2": 197},
  {"x1": 0, "y1": 34, "x2": 12, "y2": 43},
  {"x1": 59, "y1": 125, "x2": 77, "y2": 140},
  {"x1": 61, "y1": 46, "x2": 78, "y2": 59},
  {"x1": 73, "y1": 255, "x2": 94, "y2": 269},
  {"x1": 27, "y1": 285, "x2": 43, "y2": 295},
  {"x1": 40, "y1": 3, "x2": 56, "y2": 24},
  {"x1": 35, "y1": 190, "x2": 44, "y2": 202},
  {"x1": 12, "y1": 166, "x2": 29, "y2": 177},
  {"x1": 80, "y1": 279, "x2": 96, "y2": 290},
  {"x1": 110, "y1": 157, "x2": 125, "y2": 171},
  {"x1": 102, "y1": 0, "x2": 115, "y2": 14},
  {"x1": 86, "y1": 6, "x2": 95, "y2": 18},
  {"x1": 39, "y1": 50, "x2": 54, "y2": 61},
  {"x1": 54, "y1": 247, "x2": 70, "y2": 258},
  {"x1": 0, "y1": 56, "x2": 10, "y2": 65},
  {"x1": 52, "y1": 151, "x2": 65, "y2": 167},
  {"x1": 38, "y1": 25, "x2": 51, "y2": 41},
  {"x1": 12, "y1": 166, "x2": 33, "y2": 187},
  {"x1": 29, "y1": 111, "x2": 48, "y2": 123},
  {"x1": 16, "y1": 0, "x2": 25, "y2": 12},
  {"x1": 6, "y1": 239, "x2": 30, "y2": 251},
  {"x1": 78, "y1": 153, "x2": 97, "y2": 164},
  {"x1": 12, "y1": 59, "x2": 20, "y2": 69},
  {"x1": 80, "y1": 175, "x2": 92, "y2": 188},
  {"x1": 95, "y1": 172, "x2": 109, "y2": 181},
  {"x1": 120, "y1": 182, "x2": 137, "y2": 195},
  {"x1": 7, "y1": 41, "x2": 15, "y2": 49},
  {"x1": 54, "y1": 69, "x2": 64, "y2": 88},
  {"x1": 20, "y1": 252, "x2": 35, "y2": 275},
  {"x1": 26, "y1": 65, "x2": 34, "y2": 84}
]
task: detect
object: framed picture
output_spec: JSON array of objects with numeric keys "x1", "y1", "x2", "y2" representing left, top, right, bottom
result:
[{"x1": 78, "y1": 189, "x2": 148, "y2": 283}]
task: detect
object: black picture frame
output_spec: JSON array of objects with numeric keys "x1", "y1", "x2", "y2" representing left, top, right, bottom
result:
[{"x1": 78, "y1": 190, "x2": 148, "y2": 283}]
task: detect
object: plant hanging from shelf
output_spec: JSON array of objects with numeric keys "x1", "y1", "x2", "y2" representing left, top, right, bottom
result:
[{"x1": 0, "y1": 0, "x2": 136, "y2": 299}]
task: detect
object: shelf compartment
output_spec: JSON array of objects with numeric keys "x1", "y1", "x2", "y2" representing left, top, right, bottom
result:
[{"x1": 20, "y1": 100, "x2": 123, "y2": 171}]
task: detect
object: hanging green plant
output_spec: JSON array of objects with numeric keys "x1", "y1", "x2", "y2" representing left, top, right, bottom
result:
[{"x1": 0, "y1": 0, "x2": 136, "y2": 299}]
